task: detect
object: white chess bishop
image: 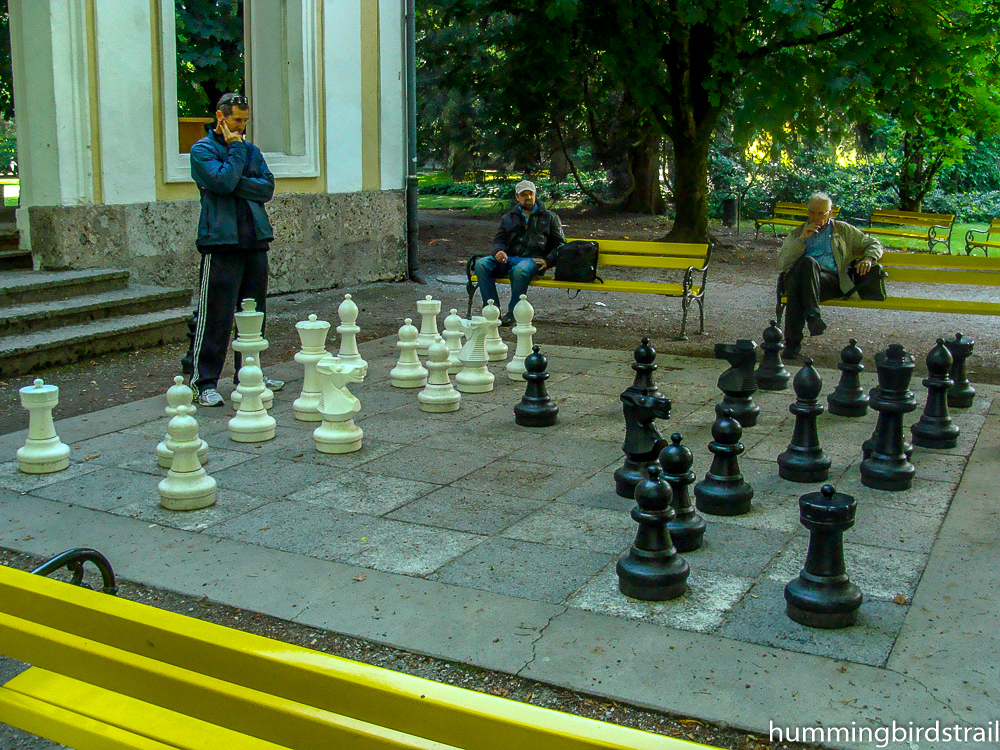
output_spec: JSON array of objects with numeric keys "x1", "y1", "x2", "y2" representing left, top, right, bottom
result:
[
  {"x1": 415, "y1": 295, "x2": 441, "y2": 355},
  {"x1": 16, "y1": 379, "x2": 70, "y2": 474},
  {"x1": 419, "y1": 335, "x2": 461, "y2": 413},
  {"x1": 157, "y1": 376, "x2": 209, "y2": 467},
  {"x1": 293, "y1": 314, "x2": 331, "y2": 421},
  {"x1": 442, "y1": 308, "x2": 465, "y2": 375},
  {"x1": 336, "y1": 294, "x2": 368, "y2": 375},
  {"x1": 314, "y1": 359, "x2": 365, "y2": 453},
  {"x1": 390, "y1": 318, "x2": 428, "y2": 388},
  {"x1": 228, "y1": 356, "x2": 276, "y2": 442},
  {"x1": 158, "y1": 405, "x2": 217, "y2": 511},
  {"x1": 506, "y1": 295, "x2": 536, "y2": 381},
  {"x1": 455, "y1": 316, "x2": 494, "y2": 393},
  {"x1": 482, "y1": 300, "x2": 509, "y2": 361},
  {"x1": 232, "y1": 298, "x2": 274, "y2": 409}
]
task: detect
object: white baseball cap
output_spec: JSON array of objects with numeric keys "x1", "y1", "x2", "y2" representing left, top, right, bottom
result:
[{"x1": 515, "y1": 180, "x2": 536, "y2": 195}]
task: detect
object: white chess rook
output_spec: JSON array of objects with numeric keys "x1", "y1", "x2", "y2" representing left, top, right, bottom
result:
[
  {"x1": 314, "y1": 359, "x2": 365, "y2": 453},
  {"x1": 228, "y1": 357, "x2": 276, "y2": 442},
  {"x1": 294, "y1": 314, "x2": 331, "y2": 422},
  {"x1": 232, "y1": 298, "x2": 273, "y2": 409},
  {"x1": 419, "y1": 335, "x2": 462, "y2": 413},
  {"x1": 442, "y1": 308, "x2": 465, "y2": 375},
  {"x1": 157, "y1": 376, "x2": 209, "y2": 467},
  {"x1": 336, "y1": 294, "x2": 368, "y2": 375},
  {"x1": 158, "y1": 405, "x2": 217, "y2": 511},
  {"x1": 507, "y1": 295, "x2": 536, "y2": 381},
  {"x1": 415, "y1": 295, "x2": 442, "y2": 355},
  {"x1": 455, "y1": 317, "x2": 494, "y2": 393},
  {"x1": 482, "y1": 300, "x2": 509, "y2": 362},
  {"x1": 16, "y1": 379, "x2": 70, "y2": 474},
  {"x1": 390, "y1": 318, "x2": 428, "y2": 388}
]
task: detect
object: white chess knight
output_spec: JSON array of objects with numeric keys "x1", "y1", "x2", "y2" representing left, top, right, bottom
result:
[
  {"x1": 415, "y1": 294, "x2": 441, "y2": 355},
  {"x1": 157, "y1": 376, "x2": 209, "y2": 467},
  {"x1": 336, "y1": 294, "x2": 368, "y2": 375},
  {"x1": 313, "y1": 359, "x2": 365, "y2": 453},
  {"x1": 390, "y1": 318, "x2": 428, "y2": 388},
  {"x1": 232, "y1": 298, "x2": 274, "y2": 409},
  {"x1": 482, "y1": 300, "x2": 509, "y2": 362},
  {"x1": 158, "y1": 404, "x2": 217, "y2": 511},
  {"x1": 506, "y1": 295, "x2": 536, "y2": 381},
  {"x1": 419, "y1": 335, "x2": 462, "y2": 413},
  {"x1": 442, "y1": 308, "x2": 465, "y2": 375},
  {"x1": 293, "y1": 314, "x2": 331, "y2": 422},
  {"x1": 16, "y1": 379, "x2": 70, "y2": 474},
  {"x1": 455, "y1": 316, "x2": 494, "y2": 393},
  {"x1": 228, "y1": 356, "x2": 276, "y2": 442}
]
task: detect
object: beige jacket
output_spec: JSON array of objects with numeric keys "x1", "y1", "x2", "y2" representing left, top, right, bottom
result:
[{"x1": 779, "y1": 219, "x2": 883, "y2": 297}]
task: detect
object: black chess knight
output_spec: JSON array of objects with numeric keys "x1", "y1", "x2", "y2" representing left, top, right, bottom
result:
[
  {"x1": 615, "y1": 339, "x2": 672, "y2": 498},
  {"x1": 715, "y1": 340, "x2": 760, "y2": 427}
]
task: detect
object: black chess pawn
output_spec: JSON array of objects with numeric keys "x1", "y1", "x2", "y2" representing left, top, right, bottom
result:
[
  {"x1": 911, "y1": 339, "x2": 961, "y2": 450},
  {"x1": 755, "y1": 320, "x2": 791, "y2": 391},
  {"x1": 784, "y1": 484, "x2": 863, "y2": 629},
  {"x1": 860, "y1": 344, "x2": 917, "y2": 491},
  {"x1": 778, "y1": 359, "x2": 832, "y2": 483},
  {"x1": 617, "y1": 465, "x2": 690, "y2": 601},
  {"x1": 943, "y1": 332, "x2": 976, "y2": 409},
  {"x1": 714, "y1": 340, "x2": 760, "y2": 427},
  {"x1": 615, "y1": 339, "x2": 672, "y2": 498},
  {"x1": 694, "y1": 408, "x2": 754, "y2": 516},
  {"x1": 827, "y1": 339, "x2": 868, "y2": 417},
  {"x1": 659, "y1": 433, "x2": 706, "y2": 552},
  {"x1": 514, "y1": 346, "x2": 558, "y2": 427}
]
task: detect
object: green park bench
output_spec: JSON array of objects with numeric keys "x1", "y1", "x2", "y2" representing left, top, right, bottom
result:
[
  {"x1": 964, "y1": 218, "x2": 1000, "y2": 256},
  {"x1": 856, "y1": 208, "x2": 956, "y2": 253},
  {"x1": 753, "y1": 202, "x2": 841, "y2": 240}
]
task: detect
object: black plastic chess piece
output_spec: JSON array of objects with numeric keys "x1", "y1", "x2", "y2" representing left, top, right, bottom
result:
[
  {"x1": 943, "y1": 332, "x2": 976, "y2": 409},
  {"x1": 714, "y1": 340, "x2": 760, "y2": 427},
  {"x1": 615, "y1": 339, "x2": 672, "y2": 498},
  {"x1": 755, "y1": 320, "x2": 791, "y2": 391},
  {"x1": 514, "y1": 346, "x2": 558, "y2": 427},
  {"x1": 911, "y1": 339, "x2": 961, "y2": 450},
  {"x1": 659, "y1": 433, "x2": 706, "y2": 552},
  {"x1": 617, "y1": 465, "x2": 690, "y2": 601},
  {"x1": 784, "y1": 484, "x2": 863, "y2": 629},
  {"x1": 694, "y1": 408, "x2": 754, "y2": 516},
  {"x1": 860, "y1": 344, "x2": 917, "y2": 491},
  {"x1": 827, "y1": 339, "x2": 868, "y2": 417},
  {"x1": 777, "y1": 359, "x2": 832, "y2": 483}
]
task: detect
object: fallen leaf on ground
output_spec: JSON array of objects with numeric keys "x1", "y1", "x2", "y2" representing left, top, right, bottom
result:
[
  {"x1": 894, "y1": 593, "x2": 909, "y2": 605},
  {"x1": 353, "y1": 573, "x2": 367, "y2": 582}
]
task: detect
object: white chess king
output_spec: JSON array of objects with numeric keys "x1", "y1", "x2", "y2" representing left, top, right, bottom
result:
[{"x1": 293, "y1": 314, "x2": 331, "y2": 421}]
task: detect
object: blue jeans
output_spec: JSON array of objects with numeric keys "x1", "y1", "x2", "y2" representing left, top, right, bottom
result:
[{"x1": 474, "y1": 255, "x2": 542, "y2": 316}]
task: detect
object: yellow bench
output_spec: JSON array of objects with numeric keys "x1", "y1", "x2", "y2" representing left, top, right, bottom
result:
[
  {"x1": 753, "y1": 202, "x2": 841, "y2": 240},
  {"x1": 964, "y1": 218, "x2": 1000, "y2": 256},
  {"x1": 858, "y1": 209, "x2": 955, "y2": 253},
  {"x1": 466, "y1": 240, "x2": 712, "y2": 340},
  {"x1": 0, "y1": 559, "x2": 714, "y2": 750}
]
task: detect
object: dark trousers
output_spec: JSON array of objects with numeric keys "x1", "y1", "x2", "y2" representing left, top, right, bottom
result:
[
  {"x1": 191, "y1": 250, "x2": 269, "y2": 391},
  {"x1": 784, "y1": 257, "x2": 841, "y2": 344}
]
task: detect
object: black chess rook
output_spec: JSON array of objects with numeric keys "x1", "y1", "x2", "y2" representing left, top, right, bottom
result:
[
  {"x1": 694, "y1": 408, "x2": 754, "y2": 516},
  {"x1": 659, "y1": 433, "x2": 706, "y2": 552},
  {"x1": 827, "y1": 339, "x2": 868, "y2": 417},
  {"x1": 615, "y1": 339, "x2": 672, "y2": 498},
  {"x1": 755, "y1": 320, "x2": 791, "y2": 391},
  {"x1": 714, "y1": 340, "x2": 760, "y2": 427},
  {"x1": 860, "y1": 344, "x2": 917, "y2": 491},
  {"x1": 778, "y1": 358, "x2": 832, "y2": 483},
  {"x1": 911, "y1": 339, "x2": 961, "y2": 450},
  {"x1": 513, "y1": 346, "x2": 558, "y2": 427}
]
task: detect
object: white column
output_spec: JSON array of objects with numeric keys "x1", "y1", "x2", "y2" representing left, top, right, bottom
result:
[
  {"x1": 379, "y1": 0, "x2": 406, "y2": 191},
  {"x1": 324, "y1": 0, "x2": 364, "y2": 193}
]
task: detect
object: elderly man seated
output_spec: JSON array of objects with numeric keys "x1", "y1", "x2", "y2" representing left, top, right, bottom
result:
[{"x1": 778, "y1": 192, "x2": 883, "y2": 358}]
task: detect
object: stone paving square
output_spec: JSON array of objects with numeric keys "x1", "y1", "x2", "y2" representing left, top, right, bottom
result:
[{"x1": 386, "y1": 485, "x2": 545, "y2": 535}]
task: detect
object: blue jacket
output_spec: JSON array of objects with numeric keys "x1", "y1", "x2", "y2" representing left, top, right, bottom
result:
[{"x1": 190, "y1": 128, "x2": 275, "y2": 247}]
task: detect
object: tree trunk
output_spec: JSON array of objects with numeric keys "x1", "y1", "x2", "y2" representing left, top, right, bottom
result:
[
  {"x1": 621, "y1": 132, "x2": 666, "y2": 214},
  {"x1": 898, "y1": 133, "x2": 923, "y2": 211},
  {"x1": 664, "y1": 123, "x2": 714, "y2": 242}
]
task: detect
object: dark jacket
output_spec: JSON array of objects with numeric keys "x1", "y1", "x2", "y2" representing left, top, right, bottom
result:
[
  {"x1": 190, "y1": 127, "x2": 275, "y2": 247},
  {"x1": 490, "y1": 201, "x2": 566, "y2": 267}
]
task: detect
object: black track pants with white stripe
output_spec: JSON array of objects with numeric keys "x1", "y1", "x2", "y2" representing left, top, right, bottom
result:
[{"x1": 190, "y1": 250, "x2": 269, "y2": 391}]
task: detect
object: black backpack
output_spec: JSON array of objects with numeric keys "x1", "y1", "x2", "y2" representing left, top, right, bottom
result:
[{"x1": 554, "y1": 241, "x2": 602, "y2": 283}]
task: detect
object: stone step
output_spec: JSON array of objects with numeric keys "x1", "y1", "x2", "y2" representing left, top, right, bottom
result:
[
  {"x1": 0, "y1": 249, "x2": 31, "y2": 271},
  {"x1": 0, "y1": 307, "x2": 191, "y2": 377},
  {"x1": 0, "y1": 284, "x2": 192, "y2": 337},
  {"x1": 0, "y1": 268, "x2": 130, "y2": 307}
]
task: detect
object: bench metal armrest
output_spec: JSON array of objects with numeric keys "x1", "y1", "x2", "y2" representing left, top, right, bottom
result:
[{"x1": 31, "y1": 548, "x2": 118, "y2": 595}]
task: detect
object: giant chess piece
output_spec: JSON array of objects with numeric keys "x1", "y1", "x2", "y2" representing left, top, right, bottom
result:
[
  {"x1": 228, "y1": 357, "x2": 276, "y2": 443},
  {"x1": 419, "y1": 336, "x2": 462, "y2": 413},
  {"x1": 415, "y1": 295, "x2": 441, "y2": 355},
  {"x1": 514, "y1": 346, "x2": 558, "y2": 427},
  {"x1": 442, "y1": 309, "x2": 465, "y2": 375},
  {"x1": 157, "y1": 376, "x2": 208, "y2": 468},
  {"x1": 755, "y1": 320, "x2": 791, "y2": 391},
  {"x1": 860, "y1": 344, "x2": 917, "y2": 491},
  {"x1": 314, "y1": 359, "x2": 365, "y2": 453},
  {"x1": 659, "y1": 433, "x2": 706, "y2": 552},
  {"x1": 784, "y1": 484, "x2": 863, "y2": 629},
  {"x1": 506, "y1": 295, "x2": 535, "y2": 381},
  {"x1": 232, "y1": 298, "x2": 274, "y2": 409},
  {"x1": 293, "y1": 314, "x2": 331, "y2": 422},
  {"x1": 617, "y1": 465, "x2": 690, "y2": 601},
  {"x1": 827, "y1": 339, "x2": 868, "y2": 417},
  {"x1": 455, "y1": 317, "x2": 494, "y2": 393},
  {"x1": 777, "y1": 359, "x2": 832, "y2": 483},
  {"x1": 390, "y1": 318, "x2": 428, "y2": 388},
  {"x1": 943, "y1": 332, "x2": 976, "y2": 409},
  {"x1": 482, "y1": 300, "x2": 509, "y2": 362},
  {"x1": 336, "y1": 294, "x2": 368, "y2": 375},
  {"x1": 158, "y1": 405, "x2": 217, "y2": 511},
  {"x1": 694, "y1": 408, "x2": 754, "y2": 516},
  {"x1": 714, "y1": 340, "x2": 760, "y2": 427},
  {"x1": 16, "y1": 379, "x2": 70, "y2": 474},
  {"x1": 911, "y1": 339, "x2": 961, "y2": 450},
  {"x1": 614, "y1": 339, "x2": 672, "y2": 498}
]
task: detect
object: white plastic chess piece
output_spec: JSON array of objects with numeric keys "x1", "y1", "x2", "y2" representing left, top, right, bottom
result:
[
  {"x1": 157, "y1": 376, "x2": 209, "y2": 467},
  {"x1": 228, "y1": 356, "x2": 276, "y2": 442},
  {"x1": 158, "y1": 405, "x2": 217, "y2": 511},
  {"x1": 442, "y1": 308, "x2": 465, "y2": 375},
  {"x1": 419, "y1": 335, "x2": 462, "y2": 413},
  {"x1": 415, "y1": 295, "x2": 441, "y2": 355},
  {"x1": 507, "y1": 295, "x2": 536, "y2": 381},
  {"x1": 336, "y1": 294, "x2": 368, "y2": 375},
  {"x1": 16, "y1": 379, "x2": 70, "y2": 474},
  {"x1": 390, "y1": 318, "x2": 428, "y2": 388},
  {"x1": 232, "y1": 298, "x2": 273, "y2": 409},
  {"x1": 313, "y1": 359, "x2": 365, "y2": 453},
  {"x1": 482, "y1": 300, "x2": 508, "y2": 362},
  {"x1": 294, "y1": 314, "x2": 331, "y2": 422},
  {"x1": 455, "y1": 317, "x2": 494, "y2": 393}
]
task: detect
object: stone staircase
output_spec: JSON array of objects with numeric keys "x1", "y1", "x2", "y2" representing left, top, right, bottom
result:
[{"x1": 0, "y1": 206, "x2": 30, "y2": 270}]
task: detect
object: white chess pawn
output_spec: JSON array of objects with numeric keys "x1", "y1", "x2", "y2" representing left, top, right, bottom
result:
[
  {"x1": 228, "y1": 357, "x2": 276, "y2": 442},
  {"x1": 482, "y1": 300, "x2": 509, "y2": 362},
  {"x1": 157, "y1": 376, "x2": 209, "y2": 467},
  {"x1": 294, "y1": 314, "x2": 331, "y2": 422},
  {"x1": 507, "y1": 295, "x2": 537, "y2": 381},
  {"x1": 16, "y1": 379, "x2": 70, "y2": 474},
  {"x1": 336, "y1": 294, "x2": 368, "y2": 375},
  {"x1": 158, "y1": 405, "x2": 217, "y2": 511},
  {"x1": 419, "y1": 336, "x2": 462, "y2": 413},
  {"x1": 390, "y1": 318, "x2": 428, "y2": 388},
  {"x1": 455, "y1": 317, "x2": 494, "y2": 393},
  {"x1": 232, "y1": 298, "x2": 273, "y2": 409},
  {"x1": 314, "y1": 360, "x2": 365, "y2": 453},
  {"x1": 415, "y1": 295, "x2": 442, "y2": 355},
  {"x1": 442, "y1": 308, "x2": 465, "y2": 375}
]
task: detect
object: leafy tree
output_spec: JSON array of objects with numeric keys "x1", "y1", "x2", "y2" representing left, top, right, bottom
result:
[
  {"x1": 175, "y1": 0, "x2": 244, "y2": 117},
  {"x1": 0, "y1": 1, "x2": 12, "y2": 121}
]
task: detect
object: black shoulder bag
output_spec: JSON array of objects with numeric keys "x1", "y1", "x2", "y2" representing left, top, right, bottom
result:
[{"x1": 554, "y1": 241, "x2": 603, "y2": 283}]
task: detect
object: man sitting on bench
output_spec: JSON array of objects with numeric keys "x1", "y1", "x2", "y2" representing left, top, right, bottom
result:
[
  {"x1": 475, "y1": 180, "x2": 566, "y2": 325},
  {"x1": 779, "y1": 192, "x2": 882, "y2": 358}
]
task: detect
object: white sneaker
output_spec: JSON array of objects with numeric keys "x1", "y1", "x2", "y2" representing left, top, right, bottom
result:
[
  {"x1": 196, "y1": 387, "x2": 225, "y2": 407},
  {"x1": 263, "y1": 376, "x2": 285, "y2": 391}
]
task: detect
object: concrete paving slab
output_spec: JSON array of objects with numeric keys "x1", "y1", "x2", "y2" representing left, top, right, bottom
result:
[
  {"x1": 454, "y1": 457, "x2": 588, "y2": 502},
  {"x1": 281, "y1": 437, "x2": 407, "y2": 470},
  {"x1": 500, "y1": 503, "x2": 633, "y2": 555},
  {"x1": 529, "y1": 434, "x2": 622, "y2": 472},
  {"x1": 110, "y1": 487, "x2": 273, "y2": 531},
  {"x1": 362, "y1": 443, "x2": 495, "y2": 485},
  {"x1": 688, "y1": 523, "x2": 795, "y2": 579},
  {"x1": 834, "y1": 471, "x2": 958, "y2": 517},
  {"x1": 30, "y1": 466, "x2": 161, "y2": 511},
  {"x1": 0, "y1": 459, "x2": 100, "y2": 494},
  {"x1": 552, "y1": 469, "x2": 633, "y2": 512},
  {"x1": 386, "y1": 485, "x2": 544, "y2": 535},
  {"x1": 287, "y1": 470, "x2": 441, "y2": 516},
  {"x1": 210, "y1": 457, "x2": 334, "y2": 498}
]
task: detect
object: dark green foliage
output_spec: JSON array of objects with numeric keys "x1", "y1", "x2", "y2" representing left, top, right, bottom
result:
[
  {"x1": 0, "y1": 1, "x2": 12, "y2": 121},
  {"x1": 175, "y1": 1, "x2": 244, "y2": 117}
]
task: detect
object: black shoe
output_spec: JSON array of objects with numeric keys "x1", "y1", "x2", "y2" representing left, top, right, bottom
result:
[
  {"x1": 806, "y1": 312, "x2": 827, "y2": 337},
  {"x1": 784, "y1": 343, "x2": 801, "y2": 359},
  {"x1": 500, "y1": 314, "x2": 515, "y2": 327}
]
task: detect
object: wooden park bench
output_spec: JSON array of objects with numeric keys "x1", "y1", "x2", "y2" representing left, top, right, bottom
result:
[
  {"x1": 964, "y1": 218, "x2": 1000, "y2": 256},
  {"x1": 0, "y1": 552, "x2": 710, "y2": 750},
  {"x1": 856, "y1": 209, "x2": 955, "y2": 253},
  {"x1": 753, "y1": 202, "x2": 841, "y2": 240},
  {"x1": 466, "y1": 239, "x2": 713, "y2": 340}
]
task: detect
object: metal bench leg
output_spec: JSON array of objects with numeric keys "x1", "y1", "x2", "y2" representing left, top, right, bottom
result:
[
  {"x1": 677, "y1": 297, "x2": 690, "y2": 341},
  {"x1": 697, "y1": 297, "x2": 706, "y2": 334}
]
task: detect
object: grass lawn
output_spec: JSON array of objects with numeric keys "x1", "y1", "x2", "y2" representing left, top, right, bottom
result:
[{"x1": 1, "y1": 178, "x2": 18, "y2": 207}]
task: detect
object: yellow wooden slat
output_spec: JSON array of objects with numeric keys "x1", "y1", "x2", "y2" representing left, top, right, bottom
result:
[
  {"x1": 883, "y1": 267, "x2": 1000, "y2": 285},
  {"x1": 755, "y1": 218, "x2": 801, "y2": 227},
  {"x1": 565, "y1": 239, "x2": 709, "y2": 257},
  {"x1": 822, "y1": 297, "x2": 1000, "y2": 315},
  {"x1": 880, "y1": 252, "x2": 1000, "y2": 269},
  {"x1": 870, "y1": 210, "x2": 954, "y2": 224},
  {"x1": 597, "y1": 255, "x2": 707, "y2": 270},
  {"x1": 480, "y1": 276, "x2": 697, "y2": 295},
  {"x1": 966, "y1": 239, "x2": 1000, "y2": 249},
  {"x1": 866, "y1": 227, "x2": 937, "y2": 239}
]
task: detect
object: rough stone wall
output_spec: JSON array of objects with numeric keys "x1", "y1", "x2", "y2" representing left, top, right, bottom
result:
[{"x1": 28, "y1": 191, "x2": 407, "y2": 294}]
